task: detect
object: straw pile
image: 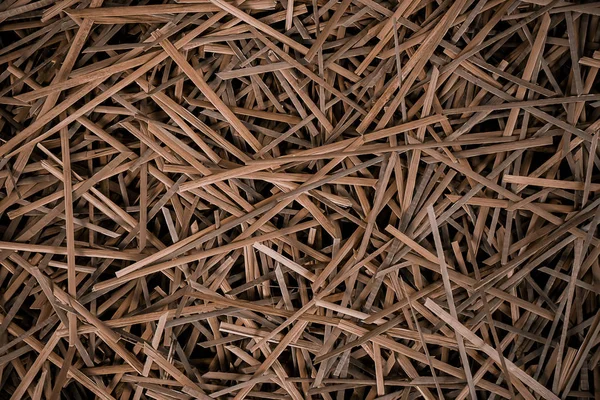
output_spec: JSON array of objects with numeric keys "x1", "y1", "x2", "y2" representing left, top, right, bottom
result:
[{"x1": 0, "y1": 0, "x2": 599, "y2": 399}]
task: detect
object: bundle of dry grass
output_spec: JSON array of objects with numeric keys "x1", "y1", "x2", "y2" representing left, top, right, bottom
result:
[{"x1": 0, "y1": 0, "x2": 599, "y2": 398}]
